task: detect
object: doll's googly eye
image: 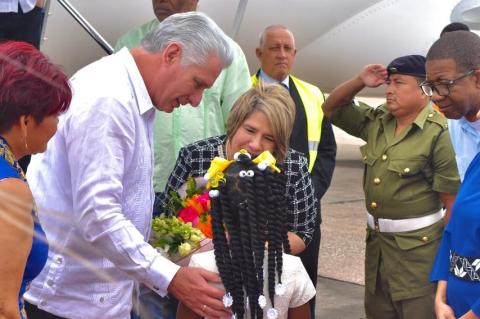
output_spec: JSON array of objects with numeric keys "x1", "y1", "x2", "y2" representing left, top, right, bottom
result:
[
  {"x1": 239, "y1": 170, "x2": 247, "y2": 177},
  {"x1": 246, "y1": 170, "x2": 254, "y2": 177},
  {"x1": 234, "y1": 151, "x2": 252, "y2": 161}
]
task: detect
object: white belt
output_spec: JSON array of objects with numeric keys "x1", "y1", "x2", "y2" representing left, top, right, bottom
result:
[{"x1": 367, "y1": 209, "x2": 444, "y2": 233}]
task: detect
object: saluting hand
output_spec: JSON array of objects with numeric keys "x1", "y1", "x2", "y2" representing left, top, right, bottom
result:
[{"x1": 359, "y1": 64, "x2": 388, "y2": 88}]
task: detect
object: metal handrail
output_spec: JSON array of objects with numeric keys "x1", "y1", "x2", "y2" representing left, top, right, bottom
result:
[
  {"x1": 56, "y1": 0, "x2": 113, "y2": 54},
  {"x1": 230, "y1": 0, "x2": 248, "y2": 40}
]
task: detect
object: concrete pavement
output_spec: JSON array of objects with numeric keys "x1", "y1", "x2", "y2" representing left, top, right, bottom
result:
[{"x1": 314, "y1": 136, "x2": 367, "y2": 319}]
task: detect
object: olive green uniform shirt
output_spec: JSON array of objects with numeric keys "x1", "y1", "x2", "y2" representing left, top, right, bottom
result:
[{"x1": 332, "y1": 101, "x2": 460, "y2": 301}]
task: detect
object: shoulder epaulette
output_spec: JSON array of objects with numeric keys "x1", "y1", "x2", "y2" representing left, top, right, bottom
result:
[
  {"x1": 426, "y1": 110, "x2": 448, "y2": 130},
  {"x1": 373, "y1": 103, "x2": 389, "y2": 116}
]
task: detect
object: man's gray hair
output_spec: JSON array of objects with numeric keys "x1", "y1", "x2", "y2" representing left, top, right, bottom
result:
[
  {"x1": 141, "y1": 11, "x2": 233, "y2": 68},
  {"x1": 258, "y1": 25, "x2": 294, "y2": 47},
  {"x1": 427, "y1": 30, "x2": 480, "y2": 72}
]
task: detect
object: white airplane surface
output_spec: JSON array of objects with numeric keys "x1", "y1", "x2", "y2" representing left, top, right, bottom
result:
[{"x1": 42, "y1": 0, "x2": 471, "y2": 98}]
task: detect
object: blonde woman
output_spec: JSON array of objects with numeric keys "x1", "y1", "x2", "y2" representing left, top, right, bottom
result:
[{"x1": 157, "y1": 83, "x2": 318, "y2": 254}]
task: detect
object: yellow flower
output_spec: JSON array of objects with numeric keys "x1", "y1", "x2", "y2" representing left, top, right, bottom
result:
[
  {"x1": 204, "y1": 157, "x2": 233, "y2": 188},
  {"x1": 209, "y1": 172, "x2": 225, "y2": 188},
  {"x1": 190, "y1": 233, "x2": 204, "y2": 243},
  {"x1": 178, "y1": 242, "x2": 193, "y2": 257}
]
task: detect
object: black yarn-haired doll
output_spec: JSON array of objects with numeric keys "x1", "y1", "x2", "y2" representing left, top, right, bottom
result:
[{"x1": 177, "y1": 151, "x2": 315, "y2": 319}]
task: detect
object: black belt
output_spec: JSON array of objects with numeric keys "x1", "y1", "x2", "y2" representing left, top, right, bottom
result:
[{"x1": 449, "y1": 251, "x2": 480, "y2": 282}]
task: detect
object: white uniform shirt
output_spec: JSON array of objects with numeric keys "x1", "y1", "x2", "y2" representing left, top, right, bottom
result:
[
  {"x1": 24, "y1": 48, "x2": 180, "y2": 319},
  {"x1": 0, "y1": 0, "x2": 36, "y2": 13}
]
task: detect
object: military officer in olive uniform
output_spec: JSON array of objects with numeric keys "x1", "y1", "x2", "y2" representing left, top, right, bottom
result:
[{"x1": 323, "y1": 55, "x2": 460, "y2": 319}]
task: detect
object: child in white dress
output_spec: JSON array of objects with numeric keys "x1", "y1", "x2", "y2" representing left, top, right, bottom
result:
[{"x1": 177, "y1": 151, "x2": 316, "y2": 319}]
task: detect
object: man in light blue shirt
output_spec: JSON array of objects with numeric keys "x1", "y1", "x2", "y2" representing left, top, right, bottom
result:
[
  {"x1": 439, "y1": 23, "x2": 480, "y2": 180},
  {"x1": 448, "y1": 117, "x2": 480, "y2": 180}
]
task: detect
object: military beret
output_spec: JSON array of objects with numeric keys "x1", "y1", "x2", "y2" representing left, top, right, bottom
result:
[{"x1": 387, "y1": 55, "x2": 426, "y2": 78}]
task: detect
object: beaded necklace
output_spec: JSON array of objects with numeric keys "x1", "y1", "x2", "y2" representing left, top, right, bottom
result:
[
  {"x1": 0, "y1": 135, "x2": 26, "y2": 181},
  {"x1": 0, "y1": 135, "x2": 38, "y2": 220}
]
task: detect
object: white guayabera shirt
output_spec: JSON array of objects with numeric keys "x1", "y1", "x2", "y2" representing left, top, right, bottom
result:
[{"x1": 24, "y1": 48, "x2": 180, "y2": 319}]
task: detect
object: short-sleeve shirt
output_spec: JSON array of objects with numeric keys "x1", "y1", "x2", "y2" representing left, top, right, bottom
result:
[
  {"x1": 430, "y1": 152, "x2": 480, "y2": 317},
  {"x1": 331, "y1": 101, "x2": 460, "y2": 301},
  {"x1": 331, "y1": 102, "x2": 460, "y2": 219},
  {"x1": 189, "y1": 250, "x2": 316, "y2": 319}
]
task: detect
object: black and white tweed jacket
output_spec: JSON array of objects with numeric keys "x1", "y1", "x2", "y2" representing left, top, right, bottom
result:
[{"x1": 154, "y1": 135, "x2": 318, "y2": 245}]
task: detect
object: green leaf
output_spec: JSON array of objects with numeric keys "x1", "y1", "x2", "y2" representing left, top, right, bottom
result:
[
  {"x1": 165, "y1": 190, "x2": 184, "y2": 215},
  {"x1": 185, "y1": 176, "x2": 198, "y2": 198}
]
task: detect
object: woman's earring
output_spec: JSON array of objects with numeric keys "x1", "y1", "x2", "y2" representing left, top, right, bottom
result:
[
  {"x1": 24, "y1": 136, "x2": 29, "y2": 152},
  {"x1": 22, "y1": 119, "x2": 29, "y2": 153}
]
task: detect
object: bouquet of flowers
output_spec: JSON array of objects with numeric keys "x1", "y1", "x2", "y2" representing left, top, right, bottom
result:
[
  {"x1": 150, "y1": 177, "x2": 213, "y2": 262},
  {"x1": 165, "y1": 176, "x2": 213, "y2": 239}
]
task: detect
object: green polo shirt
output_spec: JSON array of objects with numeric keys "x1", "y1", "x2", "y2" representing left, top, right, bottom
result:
[{"x1": 332, "y1": 101, "x2": 459, "y2": 218}]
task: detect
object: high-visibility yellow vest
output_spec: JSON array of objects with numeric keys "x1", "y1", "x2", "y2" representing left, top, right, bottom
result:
[{"x1": 251, "y1": 74, "x2": 324, "y2": 172}]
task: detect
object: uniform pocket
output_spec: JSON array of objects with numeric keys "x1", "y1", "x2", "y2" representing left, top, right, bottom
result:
[
  {"x1": 386, "y1": 158, "x2": 432, "y2": 200},
  {"x1": 360, "y1": 145, "x2": 377, "y2": 167},
  {"x1": 381, "y1": 222, "x2": 443, "y2": 294},
  {"x1": 393, "y1": 222, "x2": 442, "y2": 274},
  {"x1": 394, "y1": 220, "x2": 444, "y2": 250},
  {"x1": 387, "y1": 158, "x2": 427, "y2": 178}
]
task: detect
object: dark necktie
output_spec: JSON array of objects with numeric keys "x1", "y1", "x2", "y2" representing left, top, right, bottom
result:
[{"x1": 279, "y1": 82, "x2": 289, "y2": 91}]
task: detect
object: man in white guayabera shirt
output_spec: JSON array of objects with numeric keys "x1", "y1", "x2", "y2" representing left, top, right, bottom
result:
[{"x1": 23, "y1": 12, "x2": 233, "y2": 319}]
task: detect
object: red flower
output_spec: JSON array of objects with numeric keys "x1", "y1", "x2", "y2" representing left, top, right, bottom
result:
[
  {"x1": 178, "y1": 206, "x2": 199, "y2": 226},
  {"x1": 196, "y1": 192, "x2": 211, "y2": 212}
]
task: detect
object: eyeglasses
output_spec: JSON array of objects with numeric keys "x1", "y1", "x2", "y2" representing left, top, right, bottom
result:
[{"x1": 419, "y1": 69, "x2": 476, "y2": 97}]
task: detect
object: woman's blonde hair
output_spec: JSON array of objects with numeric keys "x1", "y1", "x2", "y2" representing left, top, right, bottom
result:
[{"x1": 226, "y1": 83, "x2": 295, "y2": 163}]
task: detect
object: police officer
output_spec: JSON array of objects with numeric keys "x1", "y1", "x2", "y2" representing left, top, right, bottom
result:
[
  {"x1": 252, "y1": 25, "x2": 337, "y2": 317},
  {"x1": 323, "y1": 55, "x2": 460, "y2": 319}
]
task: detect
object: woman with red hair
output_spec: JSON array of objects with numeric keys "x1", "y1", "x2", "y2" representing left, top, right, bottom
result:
[{"x1": 0, "y1": 41, "x2": 71, "y2": 319}]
